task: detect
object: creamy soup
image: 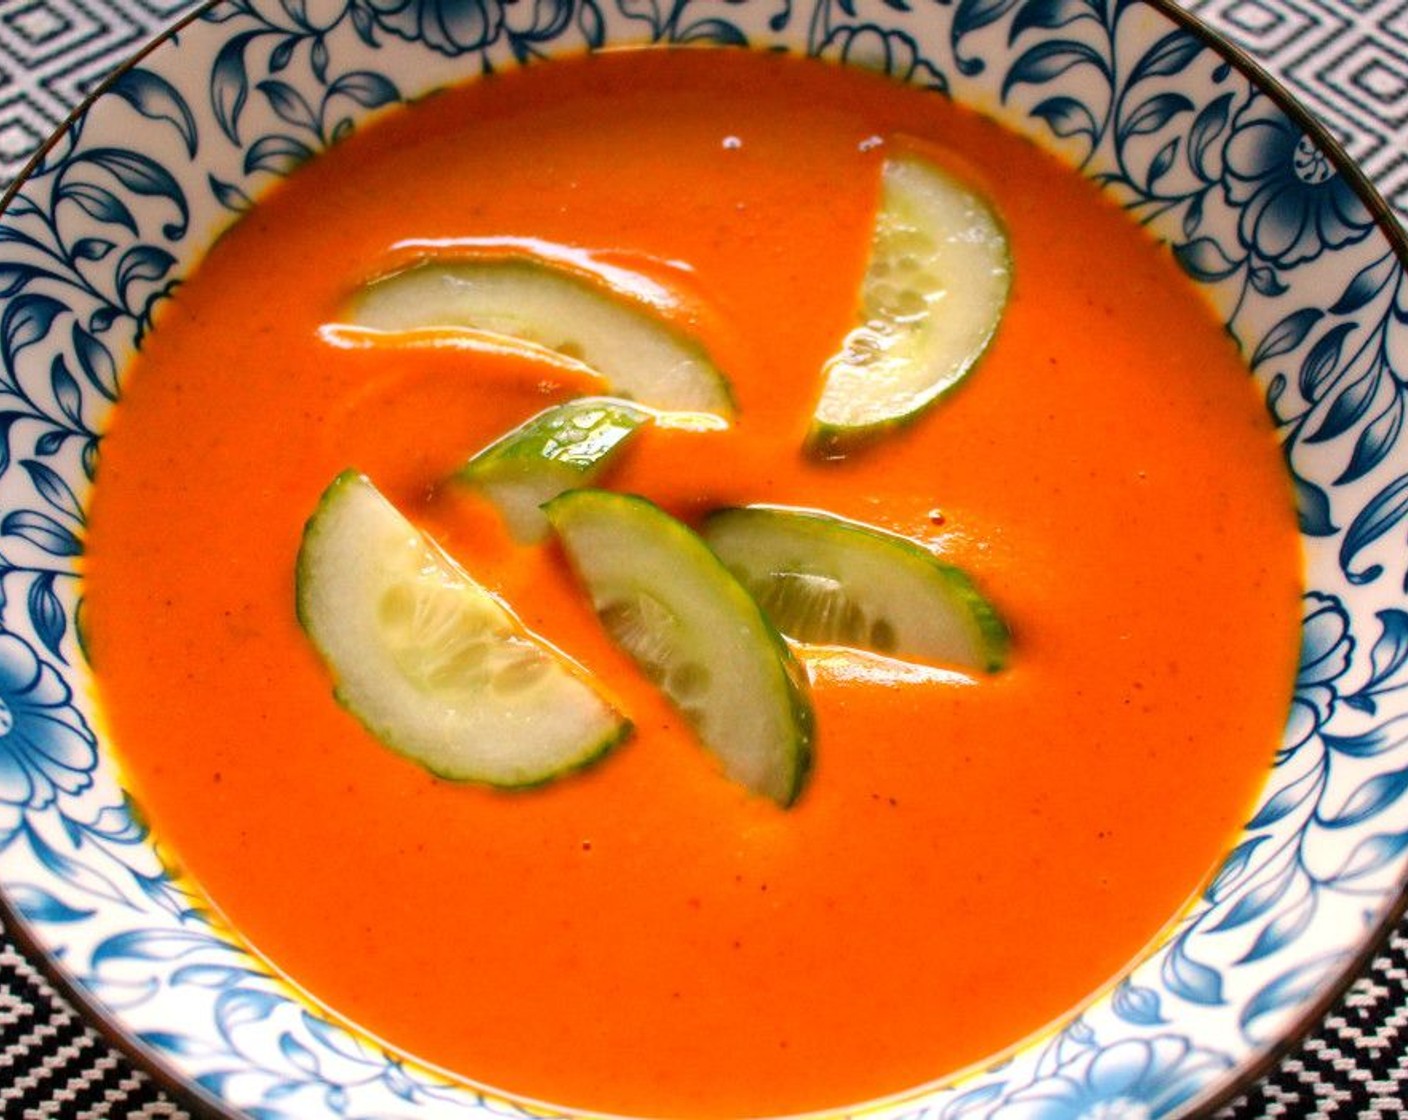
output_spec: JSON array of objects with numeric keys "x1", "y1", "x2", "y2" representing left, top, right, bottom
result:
[{"x1": 82, "y1": 47, "x2": 1302, "y2": 1119}]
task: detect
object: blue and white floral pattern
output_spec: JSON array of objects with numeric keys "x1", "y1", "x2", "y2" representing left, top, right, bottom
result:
[{"x1": 0, "y1": 0, "x2": 1406, "y2": 1116}]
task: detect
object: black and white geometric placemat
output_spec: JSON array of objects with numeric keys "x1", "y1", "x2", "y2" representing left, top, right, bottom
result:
[{"x1": 3, "y1": 0, "x2": 1408, "y2": 1115}]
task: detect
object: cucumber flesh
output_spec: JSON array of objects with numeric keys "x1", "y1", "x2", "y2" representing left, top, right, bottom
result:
[
  {"x1": 703, "y1": 505, "x2": 1009, "y2": 672},
  {"x1": 808, "y1": 151, "x2": 1011, "y2": 456},
  {"x1": 458, "y1": 398, "x2": 652, "y2": 543},
  {"x1": 296, "y1": 470, "x2": 629, "y2": 787},
  {"x1": 347, "y1": 257, "x2": 734, "y2": 416},
  {"x1": 545, "y1": 490, "x2": 814, "y2": 807}
]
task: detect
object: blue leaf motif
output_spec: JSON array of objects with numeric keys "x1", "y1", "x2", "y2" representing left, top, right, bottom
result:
[
  {"x1": 56, "y1": 182, "x2": 138, "y2": 234},
  {"x1": 1127, "y1": 29, "x2": 1203, "y2": 84},
  {"x1": 210, "y1": 174, "x2": 255, "y2": 213},
  {"x1": 72, "y1": 238, "x2": 115, "y2": 262},
  {"x1": 1172, "y1": 237, "x2": 1240, "y2": 282},
  {"x1": 9, "y1": 883, "x2": 94, "y2": 923},
  {"x1": 312, "y1": 36, "x2": 331, "y2": 82},
  {"x1": 212, "y1": 31, "x2": 261, "y2": 144},
  {"x1": 1247, "y1": 763, "x2": 1322, "y2": 829},
  {"x1": 1188, "y1": 91, "x2": 1232, "y2": 177},
  {"x1": 1030, "y1": 96, "x2": 1097, "y2": 139},
  {"x1": 27, "y1": 573, "x2": 67, "y2": 660},
  {"x1": 25, "y1": 827, "x2": 128, "y2": 906},
  {"x1": 1339, "y1": 392, "x2": 1403, "y2": 484},
  {"x1": 215, "y1": 986, "x2": 285, "y2": 1034},
  {"x1": 1209, "y1": 857, "x2": 1297, "y2": 932},
  {"x1": 2, "y1": 510, "x2": 82, "y2": 556},
  {"x1": 270, "y1": 35, "x2": 299, "y2": 73},
  {"x1": 1332, "y1": 252, "x2": 1398, "y2": 315},
  {"x1": 1240, "y1": 957, "x2": 1343, "y2": 1040},
  {"x1": 1325, "y1": 716, "x2": 1408, "y2": 758},
  {"x1": 49, "y1": 356, "x2": 83, "y2": 426},
  {"x1": 1293, "y1": 469, "x2": 1337, "y2": 538},
  {"x1": 1161, "y1": 933, "x2": 1224, "y2": 1005},
  {"x1": 350, "y1": 1, "x2": 377, "y2": 45},
  {"x1": 302, "y1": 1010, "x2": 377, "y2": 1063},
  {"x1": 0, "y1": 263, "x2": 57, "y2": 298},
  {"x1": 246, "y1": 135, "x2": 316, "y2": 176},
  {"x1": 1307, "y1": 358, "x2": 1376, "y2": 443},
  {"x1": 110, "y1": 67, "x2": 199, "y2": 158},
  {"x1": 73, "y1": 324, "x2": 119, "y2": 401},
  {"x1": 1367, "y1": 610, "x2": 1408, "y2": 692},
  {"x1": 93, "y1": 927, "x2": 224, "y2": 967},
  {"x1": 1239, "y1": 881, "x2": 1315, "y2": 963},
  {"x1": 1111, "y1": 979, "x2": 1165, "y2": 1025},
  {"x1": 1029, "y1": 95, "x2": 1098, "y2": 139},
  {"x1": 1340, "y1": 473, "x2": 1408, "y2": 584},
  {"x1": 3, "y1": 294, "x2": 67, "y2": 366},
  {"x1": 1249, "y1": 265, "x2": 1287, "y2": 297},
  {"x1": 258, "y1": 79, "x2": 321, "y2": 133},
  {"x1": 22, "y1": 459, "x2": 83, "y2": 523},
  {"x1": 88, "y1": 306, "x2": 120, "y2": 334},
  {"x1": 1252, "y1": 307, "x2": 1323, "y2": 369},
  {"x1": 115, "y1": 245, "x2": 178, "y2": 297},
  {"x1": 1206, "y1": 835, "x2": 1267, "y2": 901},
  {"x1": 1009, "y1": 0, "x2": 1098, "y2": 39},
  {"x1": 280, "y1": 1030, "x2": 322, "y2": 1074},
  {"x1": 1146, "y1": 138, "x2": 1178, "y2": 190},
  {"x1": 1331, "y1": 828, "x2": 1408, "y2": 881},
  {"x1": 195, "y1": 1071, "x2": 238, "y2": 1096},
  {"x1": 78, "y1": 149, "x2": 189, "y2": 238},
  {"x1": 1119, "y1": 92, "x2": 1193, "y2": 141},
  {"x1": 1322, "y1": 765, "x2": 1408, "y2": 828},
  {"x1": 172, "y1": 963, "x2": 269, "y2": 989},
  {"x1": 328, "y1": 70, "x2": 400, "y2": 108},
  {"x1": 1267, "y1": 371, "x2": 1287, "y2": 411},
  {"x1": 139, "y1": 1029, "x2": 223, "y2": 1058},
  {"x1": 1001, "y1": 40, "x2": 1109, "y2": 101}
]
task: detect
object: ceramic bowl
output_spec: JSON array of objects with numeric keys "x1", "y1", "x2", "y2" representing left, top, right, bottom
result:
[{"x1": 1, "y1": 0, "x2": 1405, "y2": 1116}]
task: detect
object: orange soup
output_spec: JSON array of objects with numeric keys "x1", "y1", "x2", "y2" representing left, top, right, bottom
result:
[{"x1": 82, "y1": 48, "x2": 1302, "y2": 1119}]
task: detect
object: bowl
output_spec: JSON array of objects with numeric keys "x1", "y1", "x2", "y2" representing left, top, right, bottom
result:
[{"x1": 0, "y1": 0, "x2": 1405, "y2": 1116}]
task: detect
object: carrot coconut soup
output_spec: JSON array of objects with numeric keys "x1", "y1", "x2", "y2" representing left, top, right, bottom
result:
[{"x1": 81, "y1": 47, "x2": 1301, "y2": 1119}]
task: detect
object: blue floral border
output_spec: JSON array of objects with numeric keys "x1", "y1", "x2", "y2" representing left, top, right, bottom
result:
[{"x1": 1, "y1": 0, "x2": 1407, "y2": 1116}]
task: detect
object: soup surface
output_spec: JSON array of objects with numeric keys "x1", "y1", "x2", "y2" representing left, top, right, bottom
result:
[{"x1": 83, "y1": 48, "x2": 1302, "y2": 1119}]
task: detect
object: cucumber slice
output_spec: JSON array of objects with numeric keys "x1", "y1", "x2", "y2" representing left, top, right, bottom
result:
[
  {"x1": 457, "y1": 398, "x2": 651, "y2": 544},
  {"x1": 808, "y1": 151, "x2": 1011, "y2": 456},
  {"x1": 544, "y1": 490, "x2": 814, "y2": 807},
  {"x1": 703, "y1": 505, "x2": 1009, "y2": 672},
  {"x1": 296, "y1": 470, "x2": 630, "y2": 787},
  {"x1": 347, "y1": 257, "x2": 734, "y2": 416}
]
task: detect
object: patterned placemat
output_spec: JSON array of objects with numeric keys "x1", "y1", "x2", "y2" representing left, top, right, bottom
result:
[{"x1": 2, "y1": 0, "x2": 1408, "y2": 1116}]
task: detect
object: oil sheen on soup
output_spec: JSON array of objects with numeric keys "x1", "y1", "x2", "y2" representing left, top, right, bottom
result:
[{"x1": 82, "y1": 47, "x2": 1302, "y2": 1120}]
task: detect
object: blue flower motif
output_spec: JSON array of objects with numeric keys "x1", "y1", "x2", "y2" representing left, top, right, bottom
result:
[
  {"x1": 365, "y1": 0, "x2": 503, "y2": 55},
  {"x1": 1284, "y1": 592, "x2": 1352, "y2": 754},
  {"x1": 0, "y1": 632, "x2": 97, "y2": 814},
  {"x1": 814, "y1": 26, "x2": 947, "y2": 91},
  {"x1": 1223, "y1": 106, "x2": 1374, "y2": 268},
  {"x1": 992, "y1": 1037, "x2": 1231, "y2": 1120}
]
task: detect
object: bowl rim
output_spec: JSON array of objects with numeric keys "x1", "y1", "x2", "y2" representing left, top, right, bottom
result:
[{"x1": 1, "y1": 2, "x2": 1406, "y2": 1118}]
